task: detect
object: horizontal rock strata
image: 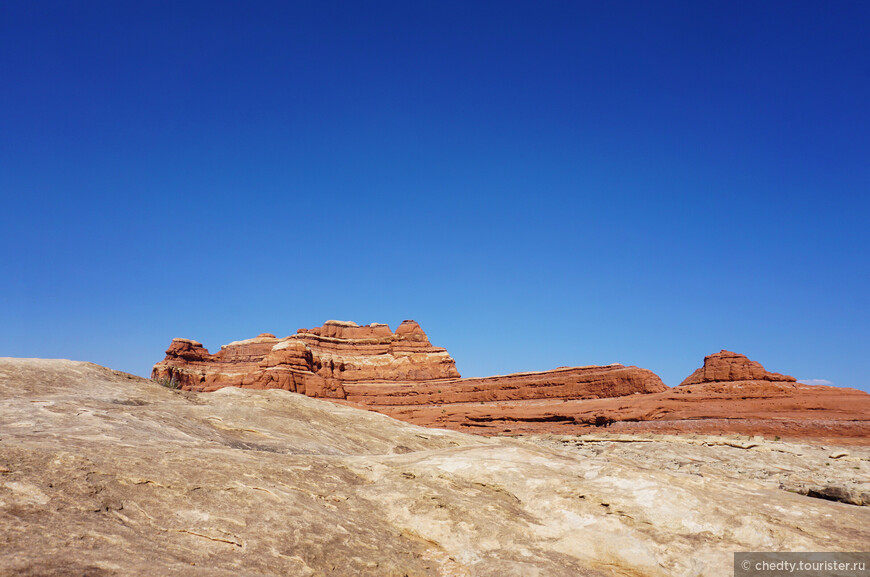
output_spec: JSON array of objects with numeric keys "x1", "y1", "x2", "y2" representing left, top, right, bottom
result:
[
  {"x1": 153, "y1": 320, "x2": 667, "y2": 405},
  {"x1": 344, "y1": 365, "x2": 667, "y2": 405},
  {"x1": 153, "y1": 320, "x2": 462, "y2": 397},
  {"x1": 376, "y1": 350, "x2": 870, "y2": 443}
]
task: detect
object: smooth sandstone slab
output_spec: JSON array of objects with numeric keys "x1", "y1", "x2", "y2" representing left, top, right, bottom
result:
[{"x1": 2, "y1": 358, "x2": 870, "y2": 576}]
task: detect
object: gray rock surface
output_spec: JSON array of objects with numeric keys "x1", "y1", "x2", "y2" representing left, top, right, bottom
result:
[
  {"x1": 1, "y1": 358, "x2": 869, "y2": 576},
  {"x1": 531, "y1": 434, "x2": 870, "y2": 507}
]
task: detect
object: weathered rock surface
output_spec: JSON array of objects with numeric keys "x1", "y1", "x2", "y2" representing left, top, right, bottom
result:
[
  {"x1": 153, "y1": 320, "x2": 667, "y2": 404},
  {"x1": 531, "y1": 433, "x2": 870, "y2": 507},
  {"x1": 3, "y1": 358, "x2": 870, "y2": 576}
]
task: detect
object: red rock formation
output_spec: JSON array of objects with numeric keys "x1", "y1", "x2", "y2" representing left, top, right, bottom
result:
[
  {"x1": 154, "y1": 328, "x2": 870, "y2": 444},
  {"x1": 343, "y1": 365, "x2": 667, "y2": 406},
  {"x1": 680, "y1": 350, "x2": 796, "y2": 386},
  {"x1": 153, "y1": 320, "x2": 666, "y2": 405},
  {"x1": 371, "y1": 350, "x2": 870, "y2": 445},
  {"x1": 152, "y1": 320, "x2": 461, "y2": 397}
]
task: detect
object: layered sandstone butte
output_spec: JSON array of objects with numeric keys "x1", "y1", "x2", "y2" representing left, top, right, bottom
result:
[
  {"x1": 153, "y1": 320, "x2": 667, "y2": 405},
  {"x1": 153, "y1": 320, "x2": 461, "y2": 397}
]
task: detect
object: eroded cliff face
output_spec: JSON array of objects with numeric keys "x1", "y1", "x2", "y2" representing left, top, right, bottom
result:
[
  {"x1": 152, "y1": 320, "x2": 666, "y2": 404},
  {"x1": 152, "y1": 320, "x2": 462, "y2": 397}
]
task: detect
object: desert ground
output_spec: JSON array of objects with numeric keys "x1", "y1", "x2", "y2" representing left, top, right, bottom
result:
[{"x1": 1, "y1": 358, "x2": 868, "y2": 576}]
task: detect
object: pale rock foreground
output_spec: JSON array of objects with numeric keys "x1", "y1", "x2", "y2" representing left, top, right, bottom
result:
[{"x1": 0, "y1": 359, "x2": 868, "y2": 577}]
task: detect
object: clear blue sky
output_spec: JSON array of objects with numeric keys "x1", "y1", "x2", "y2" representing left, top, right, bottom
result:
[{"x1": 1, "y1": 1, "x2": 868, "y2": 390}]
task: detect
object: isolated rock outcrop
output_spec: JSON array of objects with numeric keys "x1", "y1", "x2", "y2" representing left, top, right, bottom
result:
[
  {"x1": 2, "y1": 358, "x2": 869, "y2": 576},
  {"x1": 680, "y1": 349, "x2": 796, "y2": 386},
  {"x1": 153, "y1": 320, "x2": 667, "y2": 404}
]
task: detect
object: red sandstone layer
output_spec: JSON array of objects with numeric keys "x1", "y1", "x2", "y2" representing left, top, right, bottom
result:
[
  {"x1": 343, "y1": 365, "x2": 667, "y2": 405},
  {"x1": 360, "y1": 350, "x2": 870, "y2": 445},
  {"x1": 367, "y1": 382, "x2": 870, "y2": 444}
]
